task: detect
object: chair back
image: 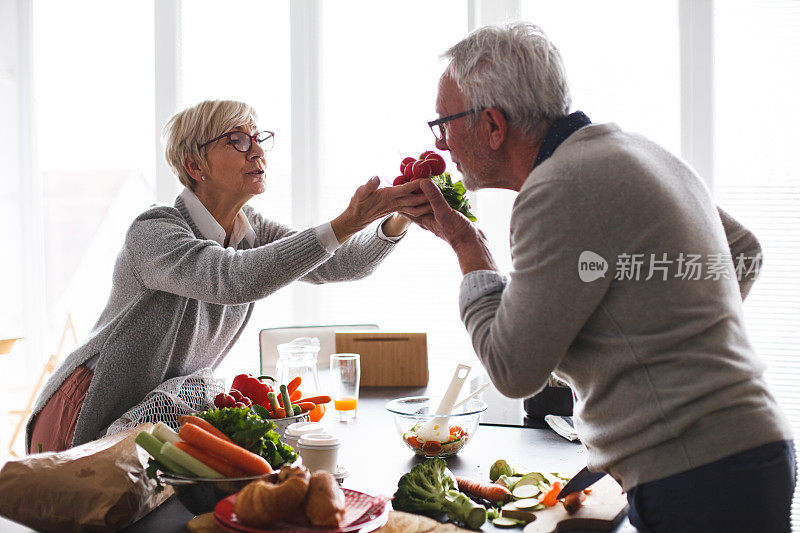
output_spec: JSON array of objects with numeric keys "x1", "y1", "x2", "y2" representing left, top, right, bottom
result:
[{"x1": 258, "y1": 324, "x2": 378, "y2": 376}]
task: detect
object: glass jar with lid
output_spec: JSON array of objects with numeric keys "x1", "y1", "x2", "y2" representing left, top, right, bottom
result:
[{"x1": 276, "y1": 337, "x2": 324, "y2": 421}]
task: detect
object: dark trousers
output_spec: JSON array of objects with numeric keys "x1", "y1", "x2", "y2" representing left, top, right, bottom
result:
[{"x1": 627, "y1": 440, "x2": 796, "y2": 533}]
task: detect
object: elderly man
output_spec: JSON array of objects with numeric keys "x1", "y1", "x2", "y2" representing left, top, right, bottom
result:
[{"x1": 412, "y1": 22, "x2": 794, "y2": 532}]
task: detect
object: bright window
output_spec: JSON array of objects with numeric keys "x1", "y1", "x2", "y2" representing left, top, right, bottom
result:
[
  {"x1": 476, "y1": 1, "x2": 683, "y2": 273},
  {"x1": 713, "y1": 1, "x2": 800, "y2": 526},
  {"x1": 31, "y1": 0, "x2": 156, "y2": 358},
  {"x1": 180, "y1": 1, "x2": 293, "y2": 378},
  {"x1": 314, "y1": 1, "x2": 472, "y2": 367}
]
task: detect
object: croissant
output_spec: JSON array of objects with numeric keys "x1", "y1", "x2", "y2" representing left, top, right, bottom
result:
[
  {"x1": 234, "y1": 475, "x2": 310, "y2": 528},
  {"x1": 304, "y1": 471, "x2": 346, "y2": 527},
  {"x1": 278, "y1": 464, "x2": 311, "y2": 483}
]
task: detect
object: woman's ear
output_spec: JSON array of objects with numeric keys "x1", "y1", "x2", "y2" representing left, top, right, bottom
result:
[
  {"x1": 183, "y1": 155, "x2": 205, "y2": 183},
  {"x1": 482, "y1": 108, "x2": 507, "y2": 150}
]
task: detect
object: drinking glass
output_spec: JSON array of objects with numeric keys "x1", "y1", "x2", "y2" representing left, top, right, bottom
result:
[{"x1": 330, "y1": 353, "x2": 360, "y2": 421}]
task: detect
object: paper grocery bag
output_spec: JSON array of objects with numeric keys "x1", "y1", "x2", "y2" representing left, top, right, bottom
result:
[{"x1": 0, "y1": 423, "x2": 172, "y2": 532}]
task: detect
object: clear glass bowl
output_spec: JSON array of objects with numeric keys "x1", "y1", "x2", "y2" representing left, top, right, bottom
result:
[{"x1": 385, "y1": 396, "x2": 487, "y2": 458}]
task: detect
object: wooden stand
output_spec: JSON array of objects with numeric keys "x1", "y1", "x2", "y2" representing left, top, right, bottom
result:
[{"x1": 7, "y1": 315, "x2": 78, "y2": 457}]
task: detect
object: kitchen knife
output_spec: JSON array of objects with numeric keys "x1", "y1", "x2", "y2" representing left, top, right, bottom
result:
[{"x1": 557, "y1": 467, "x2": 606, "y2": 499}]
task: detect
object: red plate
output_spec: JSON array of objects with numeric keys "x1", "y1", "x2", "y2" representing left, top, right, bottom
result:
[{"x1": 214, "y1": 488, "x2": 391, "y2": 533}]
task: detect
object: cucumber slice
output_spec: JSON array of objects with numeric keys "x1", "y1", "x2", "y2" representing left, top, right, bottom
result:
[
  {"x1": 134, "y1": 431, "x2": 191, "y2": 476},
  {"x1": 496, "y1": 475, "x2": 523, "y2": 490},
  {"x1": 160, "y1": 442, "x2": 223, "y2": 478},
  {"x1": 514, "y1": 498, "x2": 545, "y2": 511},
  {"x1": 492, "y1": 517, "x2": 524, "y2": 528},
  {"x1": 520, "y1": 472, "x2": 547, "y2": 484},
  {"x1": 512, "y1": 484, "x2": 540, "y2": 499},
  {"x1": 501, "y1": 508, "x2": 537, "y2": 523}
]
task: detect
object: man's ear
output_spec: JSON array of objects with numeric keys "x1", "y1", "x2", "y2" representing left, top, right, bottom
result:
[
  {"x1": 183, "y1": 155, "x2": 205, "y2": 183},
  {"x1": 482, "y1": 108, "x2": 507, "y2": 150}
]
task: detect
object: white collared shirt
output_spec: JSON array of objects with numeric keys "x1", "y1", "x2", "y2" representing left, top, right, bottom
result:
[{"x1": 179, "y1": 188, "x2": 256, "y2": 249}]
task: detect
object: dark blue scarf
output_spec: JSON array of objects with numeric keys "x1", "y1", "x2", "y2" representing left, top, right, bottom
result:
[{"x1": 532, "y1": 111, "x2": 592, "y2": 170}]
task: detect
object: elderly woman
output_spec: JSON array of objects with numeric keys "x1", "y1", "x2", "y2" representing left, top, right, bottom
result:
[{"x1": 26, "y1": 99, "x2": 428, "y2": 452}]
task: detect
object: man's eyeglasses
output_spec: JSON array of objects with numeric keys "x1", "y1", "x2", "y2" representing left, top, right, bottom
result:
[
  {"x1": 427, "y1": 109, "x2": 482, "y2": 143},
  {"x1": 200, "y1": 130, "x2": 275, "y2": 153}
]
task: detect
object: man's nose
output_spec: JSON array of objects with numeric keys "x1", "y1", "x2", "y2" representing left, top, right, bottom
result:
[{"x1": 435, "y1": 137, "x2": 448, "y2": 151}]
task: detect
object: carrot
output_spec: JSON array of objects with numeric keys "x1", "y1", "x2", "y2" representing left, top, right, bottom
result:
[
  {"x1": 289, "y1": 389, "x2": 302, "y2": 402},
  {"x1": 174, "y1": 441, "x2": 247, "y2": 478},
  {"x1": 178, "y1": 423, "x2": 272, "y2": 476},
  {"x1": 540, "y1": 481, "x2": 563, "y2": 507},
  {"x1": 455, "y1": 476, "x2": 513, "y2": 504},
  {"x1": 178, "y1": 415, "x2": 233, "y2": 443},
  {"x1": 297, "y1": 394, "x2": 332, "y2": 405},
  {"x1": 297, "y1": 402, "x2": 316, "y2": 413},
  {"x1": 273, "y1": 407, "x2": 286, "y2": 418},
  {"x1": 286, "y1": 376, "x2": 302, "y2": 394}
]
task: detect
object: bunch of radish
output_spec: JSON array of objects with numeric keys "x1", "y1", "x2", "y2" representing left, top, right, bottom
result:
[
  {"x1": 393, "y1": 151, "x2": 447, "y2": 185},
  {"x1": 390, "y1": 149, "x2": 477, "y2": 222}
]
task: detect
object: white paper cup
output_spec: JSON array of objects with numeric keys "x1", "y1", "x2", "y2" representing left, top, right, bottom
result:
[
  {"x1": 283, "y1": 421, "x2": 327, "y2": 451},
  {"x1": 298, "y1": 433, "x2": 341, "y2": 474}
]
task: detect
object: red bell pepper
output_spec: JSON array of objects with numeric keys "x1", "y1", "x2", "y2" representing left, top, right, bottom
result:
[{"x1": 230, "y1": 374, "x2": 274, "y2": 408}]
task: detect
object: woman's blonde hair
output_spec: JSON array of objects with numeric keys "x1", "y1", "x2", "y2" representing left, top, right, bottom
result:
[{"x1": 162, "y1": 100, "x2": 258, "y2": 190}]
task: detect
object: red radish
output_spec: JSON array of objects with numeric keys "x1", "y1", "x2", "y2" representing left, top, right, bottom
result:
[
  {"x1": 424, "y1": 153, "x2": 446, "y2": 175},
  {"x1": 400, "y1": 157, "x2": 416, "y2": 173},
  {"x1": 402, "y1": 163, "x2": 415, "y2": 179},
  {"x1": 393, "y1": 175, "x2": 410, "y2": 186},
  {"x1": 419, "y1": 150, "x2": 435, "y2": 160},
  {"x1": 229, "y1": 389, "x2": 244, "y2": 401},
  {"x1": 411, "y1": 160, "x2": 432, "y2": 180}
]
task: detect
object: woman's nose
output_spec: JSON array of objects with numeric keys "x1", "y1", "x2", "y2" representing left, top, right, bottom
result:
[{"x1": 248, "y1": 141, "x2": 265, "y2": 160}]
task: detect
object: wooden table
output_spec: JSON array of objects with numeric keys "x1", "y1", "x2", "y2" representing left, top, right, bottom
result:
[{"x1": 0, "y1": 386, "x2": 636, "y2": 532}]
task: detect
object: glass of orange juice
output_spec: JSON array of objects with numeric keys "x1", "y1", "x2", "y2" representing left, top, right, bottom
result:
[{"x1": 330, "y1": 353, "x2": 360, "y2": 421}]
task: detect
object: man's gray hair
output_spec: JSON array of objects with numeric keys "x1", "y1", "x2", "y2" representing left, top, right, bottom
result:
[{"x1": 442, "y1": 22, "x2": 571, "y2": 138}]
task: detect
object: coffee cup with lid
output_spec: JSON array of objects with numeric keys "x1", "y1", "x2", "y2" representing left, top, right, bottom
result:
[
  {"x1": 297, "y1": 433, "x2": 341, "y2": 474},
  {"x1": 283, "y1": 421, "x2": 327, "y2": 451}
]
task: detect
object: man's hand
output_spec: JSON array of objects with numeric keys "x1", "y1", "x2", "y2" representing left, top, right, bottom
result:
[{"x1": 405, "y1": 179, "x2": 499, "y2": 275}]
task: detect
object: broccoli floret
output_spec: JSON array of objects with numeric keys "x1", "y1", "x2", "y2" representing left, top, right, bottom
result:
[{"x1": 393, "y1": 458, "x2": 486, "y2": 530}]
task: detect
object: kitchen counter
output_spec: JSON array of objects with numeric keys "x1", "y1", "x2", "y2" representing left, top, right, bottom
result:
[{"x1": 0, "y1": 386, "x2": 636, "y2": 532}]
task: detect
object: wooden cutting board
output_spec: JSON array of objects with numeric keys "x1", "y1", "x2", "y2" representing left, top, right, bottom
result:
[
  {"x1": 335, "y1": 332, "x2": 428, "y2": 387},
  {"x1": 523, "y1": 476, "x2": 628, "y2": 532}
]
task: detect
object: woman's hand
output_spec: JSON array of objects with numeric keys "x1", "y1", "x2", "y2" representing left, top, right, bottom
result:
[{"x1": 330, "y1": 177, "x2": 431, "y2": 244}]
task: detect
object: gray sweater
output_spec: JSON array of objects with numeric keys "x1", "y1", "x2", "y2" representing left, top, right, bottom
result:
[
  {"x1": 26, "y1": 197, "x2": 399, "y2": 451},
  {"x1": 460, "y1": 123, "x2": 792, "y2": 490}
]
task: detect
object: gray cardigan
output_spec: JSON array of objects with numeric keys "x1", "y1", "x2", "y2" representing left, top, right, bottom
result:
[
  {"x1": 459, "y1": 123, "x2": 792, "y2": 490},
  {"x1": 26, "y1": 197, "x2": 399, "y2": 451}
]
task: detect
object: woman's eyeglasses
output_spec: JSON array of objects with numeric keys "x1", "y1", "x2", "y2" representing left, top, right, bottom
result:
[{"x1": 200, "y1": 130, "x2": 275, "y2": 152}]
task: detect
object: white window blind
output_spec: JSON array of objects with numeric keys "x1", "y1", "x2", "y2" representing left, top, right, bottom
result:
[{"x1": 713, "y1": 1, "x2": 800, "y2": 527}]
